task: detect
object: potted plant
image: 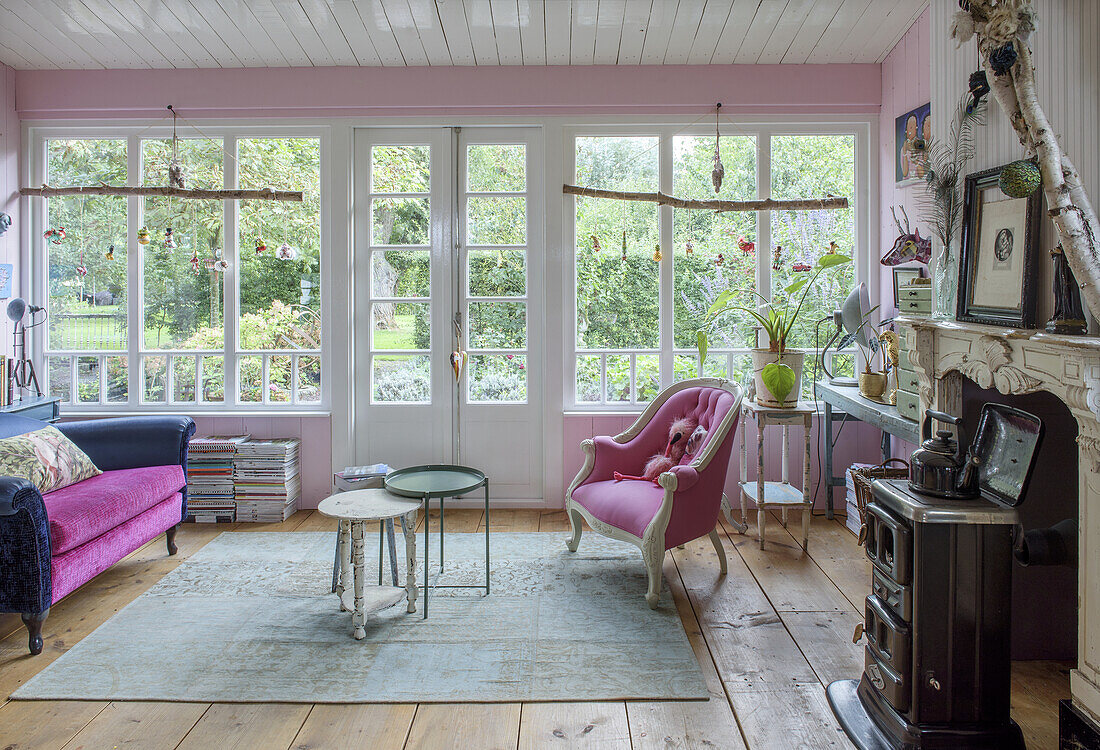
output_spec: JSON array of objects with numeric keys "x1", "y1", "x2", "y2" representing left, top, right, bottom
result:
[{"x1": 697, "y1": 252, "x2": 852, "y2": 407}]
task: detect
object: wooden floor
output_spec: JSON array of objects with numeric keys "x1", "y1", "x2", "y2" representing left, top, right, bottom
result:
[{"x1": 0, "y1": 509, "x2": 1070, "y2": 749}]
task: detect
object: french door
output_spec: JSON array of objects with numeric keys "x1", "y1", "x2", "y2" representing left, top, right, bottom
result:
[{"x1": 354, "y1": 127, "x2": 543, "y2": 502}]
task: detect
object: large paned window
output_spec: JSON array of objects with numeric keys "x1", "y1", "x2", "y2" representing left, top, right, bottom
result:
[
  {"x1": 40, "y1": 132, "x2": 324, "y2": 410},
  {"x1": 571, "y1": 129, "x2": 859, "y2": 407}
]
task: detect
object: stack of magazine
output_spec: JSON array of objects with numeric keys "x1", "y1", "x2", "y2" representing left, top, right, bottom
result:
[
  {"x1": 234, "y1": 438, "x2": 302, "y2": 523},
  {"x1": 187, "y1": 435, "x2": 250, "y2": 522}
]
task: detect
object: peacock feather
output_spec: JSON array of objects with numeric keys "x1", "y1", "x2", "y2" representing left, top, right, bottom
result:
[{"x1": 917, "y1": 93, "x2": 987, "y2": 255}]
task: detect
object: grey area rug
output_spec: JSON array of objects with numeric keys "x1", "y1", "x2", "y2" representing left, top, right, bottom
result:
[{"x1": 13, "y1": 531, "x2": 708, "y2": 703}]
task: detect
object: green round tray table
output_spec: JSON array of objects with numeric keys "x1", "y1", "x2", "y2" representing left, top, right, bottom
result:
[{"x1": 385, "y1": 464, "x2": 489, "y2": 618}]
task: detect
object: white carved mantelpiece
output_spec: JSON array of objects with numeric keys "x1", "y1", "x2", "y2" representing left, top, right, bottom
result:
[{"x1": 900, "y1": 316, "x2": 1100, "y2": 724}]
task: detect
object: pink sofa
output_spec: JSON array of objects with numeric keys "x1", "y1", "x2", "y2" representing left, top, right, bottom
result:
[
  {"x1": 0, "y1": 414, "x2": 195, "y2": 654},
  {"x1": 566, "y1": 378, "x2": 744, "y2": 608}
]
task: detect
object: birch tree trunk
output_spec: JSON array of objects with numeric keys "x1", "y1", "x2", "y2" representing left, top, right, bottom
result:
[{"x1": 966, "y1": 1, "x2": 1100, "y2": 323}]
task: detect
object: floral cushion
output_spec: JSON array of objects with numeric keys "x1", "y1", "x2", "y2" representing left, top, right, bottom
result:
[{"x1": 0, "y1": 425, "x2": 101, "y2": 494}]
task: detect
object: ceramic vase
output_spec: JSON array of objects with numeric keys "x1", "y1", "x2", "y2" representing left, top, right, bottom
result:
[
  {"x1": 750, "y1": 348, "x2": 805, "y2": 408},
  {"x1": 933, "y1": 241, "x2": 959, "y2": 320}
]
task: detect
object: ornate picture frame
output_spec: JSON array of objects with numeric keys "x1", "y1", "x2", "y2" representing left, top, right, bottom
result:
[{"x1": 957, "y1": 165, "x2": 1042, "y2": 327}]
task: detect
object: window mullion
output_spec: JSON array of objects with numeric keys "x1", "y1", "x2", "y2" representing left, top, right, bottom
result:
[
  {"x1": 127, "y1": 134, "x2": 141, "y2": 407},
  {"x1": 755, "y1": 131, "x2": 772, "y2": 350},
  {"x1": 658, "y1": 131, "x2": 674, "y2": 389},
  {"x1": 224, "y1": 136, "x2": 239, "y2": 405}
]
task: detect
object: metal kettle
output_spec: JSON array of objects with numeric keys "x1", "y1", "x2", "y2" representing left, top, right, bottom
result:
[{"x1": 908, "y1": 410, "x2": 981, "y2": 499}]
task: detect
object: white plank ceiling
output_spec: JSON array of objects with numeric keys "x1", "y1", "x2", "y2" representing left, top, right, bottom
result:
[{"x1": 0, "y1": 0, "x2": 928, "y2": 70}]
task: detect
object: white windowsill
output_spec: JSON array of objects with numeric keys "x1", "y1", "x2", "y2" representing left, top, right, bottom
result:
[{"x1": 61, "y1": 409, "x2": 333, "y2": 419}]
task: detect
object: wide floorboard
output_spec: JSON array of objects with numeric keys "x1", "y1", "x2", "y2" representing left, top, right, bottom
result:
[{"x1": 0, "y1": 509, "x2": 1070, "y2": 749}]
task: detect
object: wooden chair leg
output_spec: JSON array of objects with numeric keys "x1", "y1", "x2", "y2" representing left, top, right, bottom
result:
[
  {"x1": 643, "y1": 546, "x2": 664, "y2": 610},
  {"x1": 709, "y1": 528, "x2": 727, "y2": 575},
  {"x1": 566, "y1": 507, "x2": 584, "y2": 552},
  {"x1": 22, "y1": 609, "x2": 48, "y2": 655}
]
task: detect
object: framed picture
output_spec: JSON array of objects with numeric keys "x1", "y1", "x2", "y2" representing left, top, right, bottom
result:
[
  {"x1": 893, "y1": 266, "x2": 924, "y2": 307},
  {"x1": 957, "y1": 165, "x2": 1042, "y2": 327},
  {"x1": 895, "y1": 102, "x2": 931, "y2": 184}
]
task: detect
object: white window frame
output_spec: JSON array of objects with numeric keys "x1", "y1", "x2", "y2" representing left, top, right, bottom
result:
[
  {"x1": 565, "y1": 120, "x2": 872, "y2": 410},
  {"x1": 27, "y1": 123, "x2": 330, "y2": 414}
]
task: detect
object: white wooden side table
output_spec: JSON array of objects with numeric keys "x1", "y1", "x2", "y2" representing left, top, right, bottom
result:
[
  {"x1": 317, "y1": 489, "x2": 420, "y2": 640},
  {"x1": 738, "y1": 399, "x2": 814, "y2": 552}
]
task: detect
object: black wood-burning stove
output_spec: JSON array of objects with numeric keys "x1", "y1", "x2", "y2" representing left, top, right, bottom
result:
[{"x1": 828, "y1": 404, "x2": 1046, "y2": 749}]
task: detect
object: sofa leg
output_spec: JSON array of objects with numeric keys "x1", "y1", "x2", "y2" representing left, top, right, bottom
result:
[
  {"x1": 643, "y1": 547, "x2": 664, "y2": 610},
  {"x1": 22, "y1": 609, "x2": 48, "y2": 655},
  {"x1": 709, "y1": 528, "x2": 728, "y2": 576},
  {"x1": 166, "y1": 524, "x2": 179, "y2": 556},
  {"x1": 566, "y1": 507, "x2": 584, "y2": 553}
]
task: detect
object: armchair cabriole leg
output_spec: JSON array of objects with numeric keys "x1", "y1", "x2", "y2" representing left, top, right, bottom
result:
[
  {"x1": 22, "y1": 609, "x2": 48, "y2": 655},
  {"x1": 643, "y1": 546, "x2": 663, "y2": 609},
  {"x1": 166, "y1": 524, "x2": 179, "y2": 556},
  {"x1": 709, "y1": 528, "x2": 728, "y2": 575},
  {"x1": 566, "y1": 507, "x2": 583, "y2": 553}
]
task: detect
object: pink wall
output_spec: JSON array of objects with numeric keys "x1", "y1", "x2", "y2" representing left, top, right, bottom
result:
[
  {"x1": 0, "y1": 62, "x2": 17, "y2": 332},
  {"x1": 563, "y1": 412, "x2": 881, "y2": 514},
  {"x1": 878, "y1": 10, "x2": 930, "y2": 316},
  {"x1": 15, "y1": 63, "x2": 881, "y2": 119}
]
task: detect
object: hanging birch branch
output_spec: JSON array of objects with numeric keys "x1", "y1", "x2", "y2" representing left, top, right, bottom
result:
[
  {"x1": 563, "y1": 184, "x2": 849, "y2": 212},
  {"x1": 20, "y1": 184, "x2": 304, "y2": 202},
  {"x1": 953, "y1": 0, "x2": 1100, "y2": 322}
]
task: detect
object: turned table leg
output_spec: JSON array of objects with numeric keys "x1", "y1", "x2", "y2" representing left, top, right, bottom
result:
[
  {"x1": 336, "y1": 519, "x2": 352, "y2": 610},
  {"x1": 351, "y1": 520, "x2": 366, "y2": 640},
  {"x1": 403, "y1": 509, "x2": 418, "y2": 613}
]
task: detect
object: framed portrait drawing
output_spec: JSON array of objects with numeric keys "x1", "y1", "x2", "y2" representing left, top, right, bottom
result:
[
  {"x1": 895, "y1": 102, "x2": 931, "y2": 184},
  {"x1": 893, "y1": 266, "x2": 924, "y2": 307},
  {"x1": 957, "y1": 165, "x2": 1042, "y2": 327}
]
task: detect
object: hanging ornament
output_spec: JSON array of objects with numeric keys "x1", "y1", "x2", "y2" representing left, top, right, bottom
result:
[
  {"x1": 255, "y1": 237, "x2": 267, "y2": 255},
  {"x1": 792, "y1": 261, "x2": 812, "y2": 272},
  {"x1": 685, "y1": 240, "x2": 694, "y2": 255},
  {"x1": 137, "y1": 227, "x2": 150, "y2": 245},
  {"x1": 590, "y1": 234, "x2": 601, "y2": 252},
  {"x1": 715, "y1": 253, "x2": 725, "y2": 267},
  {"x1": 967, "y1": 70, "x2": 990, "y2": 113},
  {"x1": 164, "y1": 226, "x2": 176, "y2": 250},
  {"x1": 75, "y1": 251, "x2": 88, "y2": 278},
  {"x1": 737, "y1": 236, "x2": 755, "y2": 255},
  {"x1": 105, "y1": 244, "x2": 115, "y2": 260},
  {"x1": 621, "y1": 230, "x2": 627, "y2": 262},
  {"x1": 999, "y1": 159, "x2": 1042, "y2": 198},
  {"x1": 711, "y1": 103, "x2": 725, "y2": 194},
  {"x1": 827, "y1": 241, "x2": 840, "y2": 255},
  {"x1": 653, "y1": 244, "x2": 662, "y2": 263},
  {"x1": 276, "y1": 242, "x2": 298, "y2": 261},
  {"x1": 190, "y1": 250, "x2": 201, "y2": 275},
  {"x1": 213, "y1": 259, "x2": 230, "y2": 273},
  {"x1": 44, "y1": 227, "x2": 66, "y2": 244},
  {"x1": 772, "y1": 245, "x2": 783, "y2": 271}
]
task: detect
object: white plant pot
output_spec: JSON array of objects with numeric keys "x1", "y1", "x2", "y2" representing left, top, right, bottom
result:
[{"x1": 750, "y1": 348, "x2": 806, "y2": 408}]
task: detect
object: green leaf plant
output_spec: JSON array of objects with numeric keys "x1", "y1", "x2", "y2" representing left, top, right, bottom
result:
[{"x1": 697, "y1": 252, "x2": 852, "y2": 403}]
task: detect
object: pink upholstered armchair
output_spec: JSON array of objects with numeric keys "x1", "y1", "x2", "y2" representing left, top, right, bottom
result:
[{"x1": 566, "y1": 378, "x2": 744, "y2": 608}]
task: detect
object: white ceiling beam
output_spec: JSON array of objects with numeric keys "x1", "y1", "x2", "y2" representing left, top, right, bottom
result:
[
  {"x1": 355, "y1": 0, "x2": 407, "y2": 65},
  {"x1": 710, "y1": 0, "x2": 762, "y2": 64},
  {"x1": 297, "y1": 0, "x2": 363, "y2": 66},
  {"x1": 569, "y1": 0, "x2": 598, "y2": 65},
  {"x1": 328, "y1": 0, "x2": 383, "y2": 67},
  {"x1": 380, "y1": 0, "x2": 430, "y2": 65},
  {"x1": 663, "y1": 0, "x2": 706, "y2": 64},
  {"x1": 408, "y1": 0, "x2": 453, "y2": 65},
  {"x1": 592, "y1": 0, "x2": 625, "y2": 65},
  {"x1": 0, "y1": 0, "x2": 93, "y2": 68},
  {"x1": 129, "y1": 0, "x2": 220, "y2": 68},
  {"x1": 866, "y1": 0, "x2": 928, "y2": 63},
  {"x1": 186, "y1": 0, "x2": 275, "y2": 67},
  {"x1": 735, "y1": 0, "x2": 788, "y2": 63},
  {"x1": 804, "y1": 0, "x2": 874, "y2": 63},
  {"x1": 100, "y1": 0, "x2": 203, "y2": 68},
  {"x1": 780, "y1": 0, "x2": 843, "y2": 64},
  {"x1": 72, "y1": 0, "x2": 178, "y2": 68},
  {"x1": 464, "y1": 0, "x2": 499, "y2": 65},
  {"x1": 686, "y1": 0, "x2": 734, "y2": 65},
  {"x1": 615, "y1": 0, "x2": 650, "y2": 65},
  {"x1": 0, "y1": 8, "x2": 63, "y2": 69},
  {"x1": 756, "y1": 0, "x2": 817, "y2": 64},
  {"x1": 437, "y1": 0, "x2": 476, "y2": 65},
  {"x1": 45, "y1": 0, "x2": 152, "y2": 68},
  {"x1": 144, "y1": 0, "x2": 242, "y2": 67},
  {"x1": 638, "y1": 0, "x2": 678, "y2": 65},
  {"x1": 490, "y1": 0, "x2": 523, "y2": 65},
  {"x1": 516, "y1": 0, "x2": 545, "y2": 65},
  {"x1": 543, "y1": 0, "x2": 571, "y2": 65}
]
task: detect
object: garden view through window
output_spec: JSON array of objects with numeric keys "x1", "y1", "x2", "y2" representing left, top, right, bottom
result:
[
  {"x1": 43, "y1": 135, "x2": 322, "y2": 408},
  {"x1": 574, "y1": 131, "x2": 856, "y2": 405}
]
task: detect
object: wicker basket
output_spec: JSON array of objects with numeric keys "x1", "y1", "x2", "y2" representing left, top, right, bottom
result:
[{"x1": 849, "y1": 458, "x2": 910, "y2": 546}]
